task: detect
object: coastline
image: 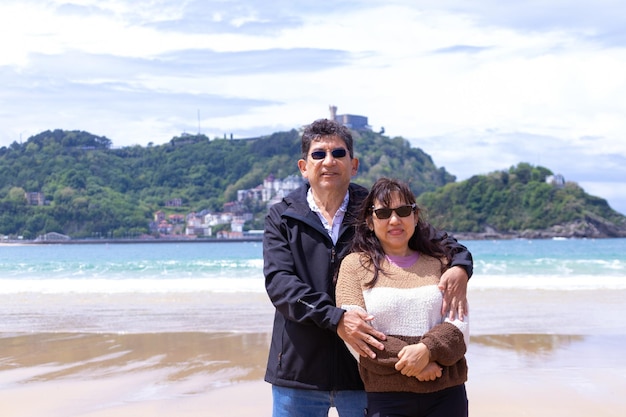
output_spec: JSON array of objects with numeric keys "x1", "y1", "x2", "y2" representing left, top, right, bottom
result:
[
  {"x1": 5, "y1": 234, "x2": 626, "y2": 247},
  {"x1": 450, "y1": 225, "x2": 626, "y2": 240},
  {"x1": 0, "y1": 236, "x2": 264, "y2": 245},
  {"x1": 3, "y1": 231, "x2": 626, "y2": 245}
]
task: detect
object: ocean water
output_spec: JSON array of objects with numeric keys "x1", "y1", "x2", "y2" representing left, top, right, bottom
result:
[
  {"x1": 1, "y1": 238, "x2": 625, "y2": 335},
  {"x1": 469, "y1": 237, "x2": 626, "y2": 289}
]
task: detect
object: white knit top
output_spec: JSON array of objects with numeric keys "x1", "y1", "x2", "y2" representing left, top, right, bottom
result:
[{"x1": 336, "y1": 251, "x2": 469, "y2": 393}]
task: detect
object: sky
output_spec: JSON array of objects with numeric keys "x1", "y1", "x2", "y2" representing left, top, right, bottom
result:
[{"x1": 1, "y1": 0, "x2": 626, "y2": 215}]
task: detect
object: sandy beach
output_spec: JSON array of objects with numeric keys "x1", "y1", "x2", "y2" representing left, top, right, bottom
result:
[
  {"x1": 3, "y1": 287, "x2": 626, "y2": 417},
  {"x1": 1, "y1": 329, "x2": 625, "y2": 417}
]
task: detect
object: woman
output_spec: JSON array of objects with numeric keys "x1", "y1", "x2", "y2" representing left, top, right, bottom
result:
[{"x1": 336, "y1": 177, "x2": 469, "y2": 417}]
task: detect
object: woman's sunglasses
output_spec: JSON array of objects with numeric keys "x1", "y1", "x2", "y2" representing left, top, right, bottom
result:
[
  {"x1": 310, "y1": 148, "x2": 347, "y2": 160},
  {"x1": 372, "y1": 204, "x2": 416, "y2": 220}
]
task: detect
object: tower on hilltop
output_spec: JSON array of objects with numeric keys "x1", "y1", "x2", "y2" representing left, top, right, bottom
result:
[
  {"x1": 328, "y1": 105, "x2": 370, "y2": 131},
  {"x1": 329, "y1": 105, "x2": 338, "y2": 121}
]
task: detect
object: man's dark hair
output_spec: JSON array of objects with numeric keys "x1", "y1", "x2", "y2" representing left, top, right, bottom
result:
[{"x1": 301, "y1": 119, "x2": 354, "y2": 160}]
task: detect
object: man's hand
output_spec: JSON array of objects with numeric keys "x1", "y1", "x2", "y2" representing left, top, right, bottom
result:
[
  {"x1": 395, "y1": 342, "x2": 430, "y2": 377},
  {"x1": 337, "y1": 309, "x2": 386, "y2": 359},
  {"x1": 438, "y1": 266, "x2": 469, "y2": 321}
]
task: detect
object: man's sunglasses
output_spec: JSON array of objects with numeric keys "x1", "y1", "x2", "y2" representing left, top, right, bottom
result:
[
  {"x1": 310, "y1": 148, "x2": 347, "y2": 160},
  {"x1": 372, "y1": 204, "x2": 416, "y2": 220}
]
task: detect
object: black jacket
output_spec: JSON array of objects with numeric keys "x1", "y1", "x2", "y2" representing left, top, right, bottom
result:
[{"x1": 263, "y1": 183, "x2": 473, "y2": 390}]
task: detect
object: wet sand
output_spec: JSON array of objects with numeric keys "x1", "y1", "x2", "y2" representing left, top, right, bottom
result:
[
  {"x1": 2, "y1": 284, "x2": 626, "y2": 416},
  {"x1": 1, "y1": 331, "x2": 625, "y2": 417}
]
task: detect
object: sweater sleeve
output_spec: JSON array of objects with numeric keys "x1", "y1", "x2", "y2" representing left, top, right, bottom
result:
[
  {"x1": 420, "y1": 322, "x2": 467, "y2": 366},
  {"x1": 358, "y1": 335, "x2": 413, "y2": 373},
  {"x1": 336, "y1": 253, "x2": 367, "y2": 310},
  {"x1": 336, "y1": 253, "x2": 372, "y2": 359}
]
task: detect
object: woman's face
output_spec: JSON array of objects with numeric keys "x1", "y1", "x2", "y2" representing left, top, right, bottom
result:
[{"x1": 370, "y1": 192, "x2": 418, "y2": 256}]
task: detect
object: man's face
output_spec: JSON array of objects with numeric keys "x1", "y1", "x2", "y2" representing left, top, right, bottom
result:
[{"x1": 298, "y1": 135, "x2": 359, "y2": 195}]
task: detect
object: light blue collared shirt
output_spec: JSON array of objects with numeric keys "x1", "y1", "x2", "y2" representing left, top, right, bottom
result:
[{"x1": 307, "y1": 188, "x2": 350, "y2": 244}]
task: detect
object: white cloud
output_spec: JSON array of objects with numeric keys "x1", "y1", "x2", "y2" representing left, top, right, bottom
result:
[
  {"x1": 1, "y1": 0, "x2": 626, "y2": 214},
  {"x1": 580, "y1": 181, "x2": 626, "y2": 215}
]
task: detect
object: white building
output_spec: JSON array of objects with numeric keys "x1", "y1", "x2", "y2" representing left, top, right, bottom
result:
[
  {"x1": 546, "y1": 174, "x2": 565, "y2": 188},
  {"x1": 238, "y1": 174, "x2": 304, "y2": 204}
]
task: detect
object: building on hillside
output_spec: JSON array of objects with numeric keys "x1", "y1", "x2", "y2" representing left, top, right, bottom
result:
[
  {"x1": 25, "y1": 192, "x2": 45, "y2": 206},
  {"x1": 185, "y1": 212, "x2": 207, "y2": 236},
  {"x1": 329, "y1": 105, "x2": 370, "y2": 131},
  {"x1": 165, "y1": 198, "x2": 183, "y2": 207},
  {"x1": 238, "y1": 185, "x2": 266, "y2": 203},
  {"x1": 154, "y1": 211, "x2": 166, "y2": 223},
  {"x1": 158, "y1": 221, "x2": 173, "y2": 234},
  {"x1": 237, "y1": 174, "x2": 304, "y2": 207},
  {"x1": 231, "y1": 218, "x2": 245, "y2": 233},
  {"x1": 224, "y1": 200, "x2": 247, "y2": 214},
  {"x1": 546, "y1": 174, "x2": 565, "y2": 188},
  {"x1": 203, "y1": 211, "x2": 233, "y2": 226},
  {"x1": 153, "y1": 173, "x2": 305, "y2": 238},
  {"x1": 216, "y1": 230, "x2": 243, "y2": 239},
  {"x1": 168, "y1": 214, "x2": 185, "y2": 224},
  {"x1": 35, "y1": 232, "x2": 70, "y2": 241}
]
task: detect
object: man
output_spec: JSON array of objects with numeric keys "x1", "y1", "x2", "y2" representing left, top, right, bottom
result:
[{"x1": 263, "y1": 118, "x2": 473, "y2": 417}]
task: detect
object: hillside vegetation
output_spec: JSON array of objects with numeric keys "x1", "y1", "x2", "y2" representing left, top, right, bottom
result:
[
  {"x1": 1, "y1": 129, "x2": 625, "y2": 239},
  {"x1": 0, "y1": 129, "x2": 456, "y2": 239},
  {"x1": 418, "y1": 163, "x2": 626, "y2": 238}
]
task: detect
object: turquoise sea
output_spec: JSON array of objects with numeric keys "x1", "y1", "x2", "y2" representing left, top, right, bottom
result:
[{"x1": 2, "y1": 238, "x2": 626, "y2": 335}]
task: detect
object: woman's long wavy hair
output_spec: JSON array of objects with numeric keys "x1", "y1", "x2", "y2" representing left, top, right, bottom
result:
[{"x1": 351, "y1": 178, "x2": 452, "y2": 288}]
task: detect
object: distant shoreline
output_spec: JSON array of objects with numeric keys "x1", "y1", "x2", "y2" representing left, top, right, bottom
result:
[
  {"x1": 4, "y1": 234, "x2": 625, "y2": 246},
  {"x1": 1, "y1": 236, "x2": 264, "y2": 245},
  {"x1": 451, "y1": 231, "x2": 626, "y2": 240}
]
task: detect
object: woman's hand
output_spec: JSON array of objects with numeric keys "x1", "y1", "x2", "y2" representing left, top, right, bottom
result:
[
  {"x1": 395, "y1": 342, "x2": 430, "y2": 377},
  {"x1": 415, "y1": 362, "x2": 443, "y2": 381}
]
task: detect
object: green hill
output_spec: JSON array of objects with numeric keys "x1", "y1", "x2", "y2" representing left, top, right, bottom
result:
[
  {"x1": 0, "y1": 128, "x2": 455, "y2": 239},
  {"x1": 1, "y1": 129, "x2": 625, "y2": 240},
  {"x1": 417, "y1": 163, "x2": 626, "y2": 239}
]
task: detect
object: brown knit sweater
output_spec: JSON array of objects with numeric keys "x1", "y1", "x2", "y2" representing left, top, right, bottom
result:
[{"x1": 336, "y1": 252, "x2": 469, "y2": 394}]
